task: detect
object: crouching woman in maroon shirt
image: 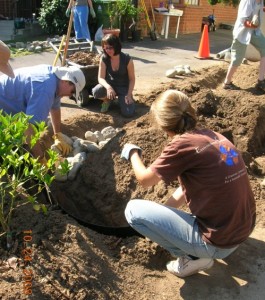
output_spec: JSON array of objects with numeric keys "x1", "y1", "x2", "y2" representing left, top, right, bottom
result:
[{"x1": 121, "y1": 90, "x2": 256, "y2": 278}]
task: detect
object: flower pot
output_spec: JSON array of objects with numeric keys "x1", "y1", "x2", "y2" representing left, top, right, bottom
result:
[
  {"x1": 102, "y1": 29, "x2": 120, "y2": 37},
  {"x1": 132, "y1": 29, "x2": 141, "y2": 42}
]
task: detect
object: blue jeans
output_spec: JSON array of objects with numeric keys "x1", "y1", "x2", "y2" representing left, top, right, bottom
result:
[
  {"x1": 73, "y1": 5, "x2": 91, "y2": 40},
  {"x1": 92, "y1": 84, "x2": 135, "y2": 117},
  {"x1": 125, "y1": 200, "x2": 238, "y2": 259}
]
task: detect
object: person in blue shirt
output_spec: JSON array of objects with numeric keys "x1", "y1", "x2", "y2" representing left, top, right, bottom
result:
[{"x1": 0, "y1": 64, "x2": 86, "y2": 160}]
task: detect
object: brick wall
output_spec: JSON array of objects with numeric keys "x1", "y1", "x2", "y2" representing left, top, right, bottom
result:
[{"x1": 139, "y1": 0, "x2": 238, "y2": 35}]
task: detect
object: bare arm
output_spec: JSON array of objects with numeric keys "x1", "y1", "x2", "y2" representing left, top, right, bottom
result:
[
  {"x1": 50, "y1": 108, "x2": 61, "y2": 134},
  {"x1": 67, "y1": 0, "x2": 74, "y2": 9},
  {"x1": 164, "y1": 186, "x2": 186, "y2": 209},
  {"x1": 129, "y1": 150, "x2": 160, "y2": 188},
  {"x1": 98, "y1": 57, "x2": 116, "y2": 99},
  {"x1": 87, "y1": 0, "x2": 94, "y2": 9},
  {"x1": 127, "y1": 59, "x2": 135, "y2": 96}
]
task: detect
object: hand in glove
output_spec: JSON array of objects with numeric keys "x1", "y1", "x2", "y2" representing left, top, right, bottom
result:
[
  {"x1": 251, "y1": 14, "x2": 259, "y2": 26},
  {"x1": 121, "y1": 143, "x2": 142, "y2": 161},
  {"x1": 251, "y1": 4, "x2": 261, "y2": 26},
  {"x1": 90, "y1": 7, "x2": 96, "y2": 18},
  {"x1": 53, "y1": 132, "x2": 73, "y2": 157},
  {"x1": 65, "y1": 8, "x2": 71, "y2": 18}
]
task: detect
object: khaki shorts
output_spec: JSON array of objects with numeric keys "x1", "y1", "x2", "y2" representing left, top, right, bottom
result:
[{"x1": 231, "y1": 33, "x2": 265, "y2": 66}]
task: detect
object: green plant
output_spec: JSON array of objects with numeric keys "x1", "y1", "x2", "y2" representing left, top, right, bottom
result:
[
  {"x1": 38, "y1": 0, "x2": 69, "y2": 35},
  {"x1": 0, "y1": 111, "x2": 69, "y2": 248},
  {"x1": 208, "y1": 0, "x2": 239, "y2": 7},
  {"x1": 108, "y1": 0, "x2": 142, "y2": 31}
]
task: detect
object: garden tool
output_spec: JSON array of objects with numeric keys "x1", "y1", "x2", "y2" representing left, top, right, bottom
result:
[
  {"x1": 140, "y1": 0, "x2": 157, "y2": 41},
  {"x1": 149, "y1": 0, "x2": 158, "y2": 40},
  {"x1": 62, "y1": 0, "x2": 74, "y2": 66},
  {"x1": 53, "y1": 35, "x2": 66, "y2": 66}
]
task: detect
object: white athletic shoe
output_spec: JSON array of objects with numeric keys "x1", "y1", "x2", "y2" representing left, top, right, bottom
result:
[{"x1": 166, "y1": 255, "x2": 214, "y2": 278}]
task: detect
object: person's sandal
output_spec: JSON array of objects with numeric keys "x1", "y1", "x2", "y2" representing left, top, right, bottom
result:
[
  {"x1": 100, "y1": 101, "x2": 110, "y2": 113},
  {"x1": 223, "y1": 82, "x2": 239, "y2": 90},
  {"x1": 255, "y1": 79, "x2": 265, "y2": 92}
]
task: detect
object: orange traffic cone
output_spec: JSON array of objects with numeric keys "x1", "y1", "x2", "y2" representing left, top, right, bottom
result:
[{"x1": 196, "y1": 25, "x2": 212, "y2": 59}]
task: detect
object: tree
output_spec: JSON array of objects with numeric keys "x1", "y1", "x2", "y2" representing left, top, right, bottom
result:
[{"x1": 38, "y1": 0, "x2": 69, "y2": 35}]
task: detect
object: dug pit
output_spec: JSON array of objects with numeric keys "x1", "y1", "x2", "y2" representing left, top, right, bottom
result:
[{"x1": 45, "y1": 63, "x2": 265, "y2": 232}]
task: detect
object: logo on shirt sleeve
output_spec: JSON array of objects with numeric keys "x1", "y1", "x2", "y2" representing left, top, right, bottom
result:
[{"x1": 220, "y1": 145, "x2": 239, "y2": 166}]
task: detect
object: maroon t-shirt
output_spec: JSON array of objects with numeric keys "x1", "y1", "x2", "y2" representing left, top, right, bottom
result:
[{"x1": 150, "y1": 129, "x2": 256, "y2": 248}]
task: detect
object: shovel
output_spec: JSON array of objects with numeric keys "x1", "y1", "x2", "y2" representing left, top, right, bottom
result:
[
  {"x1": 62, "y1": 0, "x2": 74, "y2": 66},
  {"x1": 140, "y1": 0, "x2": 157, "y2": 41},
  {"x1": 149, "y1": 0, "x2": 158, "y2": 40}
]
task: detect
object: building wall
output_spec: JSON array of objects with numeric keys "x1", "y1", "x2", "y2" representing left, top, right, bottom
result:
[
  {"x1": 0, "y1": 0, "x2": 238, "y2": 35},
  {"x1": 140, "y1": 0, "x2": 238, "y2": 35}
]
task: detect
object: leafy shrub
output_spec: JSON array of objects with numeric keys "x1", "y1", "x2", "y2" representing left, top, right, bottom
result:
[
  {"x1": 208, "y1": 0, "x2": 239, "y2": 7},
  {"x1": 0, "y1": 111, "x2": 68, "y2": 248},
  {"x1": 38, "y1": 0, "x2": 69, "y2": 35}
]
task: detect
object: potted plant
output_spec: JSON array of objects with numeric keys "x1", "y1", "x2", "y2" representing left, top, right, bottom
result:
[
  {"x1": 107, "y1": 0, "x2": 142, "y2": 41},
  {"x1": 129, "y1": 4, "x2": 144, "y2": 42}
]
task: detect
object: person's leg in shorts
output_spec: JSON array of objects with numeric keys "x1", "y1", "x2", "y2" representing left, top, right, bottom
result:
[
  {"x1": 250, "y1": 33, "x2": 265, "y2": 91},
  {"x1": 223, "y1": 39, "x2": 247, "y2": 89}
]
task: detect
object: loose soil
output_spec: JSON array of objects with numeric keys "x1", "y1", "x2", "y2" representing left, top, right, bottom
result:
[{"x1": 1, "y1": 62, "x2": 265, "y2": 300}]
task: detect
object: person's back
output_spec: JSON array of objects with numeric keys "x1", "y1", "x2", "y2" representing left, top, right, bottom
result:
[
  {"x1": 0, "y1": 64, "x2": 58, "y2": 123},
  {"x1": 152, "y1": 128, "x2": 255, "y2": 248}
]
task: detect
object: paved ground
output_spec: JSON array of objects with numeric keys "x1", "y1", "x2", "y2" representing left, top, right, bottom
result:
[{"x1": 8, "y1": 29, "x2": 233, "y2": 94}]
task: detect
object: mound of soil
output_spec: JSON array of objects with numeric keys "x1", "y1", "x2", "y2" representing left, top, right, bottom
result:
[
  {"x1": 1, "y1": 62, "x2": 265, "y2": 300},
  {"x1": 68, "y1": 51, "x2": 101, "y2": 66}
]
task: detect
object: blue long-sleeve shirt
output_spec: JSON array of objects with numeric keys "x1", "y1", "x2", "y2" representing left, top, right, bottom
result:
[{"x1": 0, "y1": 64, "x2": 60, "y2": 123}]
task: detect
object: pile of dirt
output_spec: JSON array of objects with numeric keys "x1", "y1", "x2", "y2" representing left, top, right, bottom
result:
[
  {"x1": 68, "y1": 51, "x2": 101, "y2": 66},
  {"x1": 1, "y1": 62, "x2": 265, "y2": 300}
]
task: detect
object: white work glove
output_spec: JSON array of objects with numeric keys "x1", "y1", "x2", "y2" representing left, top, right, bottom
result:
[
  {"x1": 53, "y1": 132, "x2": 73, "y2": 157},
  {"x1": 251, "y1": 4, "x2": 261, "y2": 26},
  {"x1": 121, "y1": 143, "x2": 142, "y2": 161},
  {"x1": 90, "y1": 7, "x2": 96, "y2": 18},
  {"x1": 251, "y1": 14, "x2": 259, "y2": 26}
]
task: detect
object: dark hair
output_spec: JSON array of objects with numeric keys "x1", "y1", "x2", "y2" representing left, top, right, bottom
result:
[{"x1": 101, "y1": 34, "x2": 122, "y2": 56}]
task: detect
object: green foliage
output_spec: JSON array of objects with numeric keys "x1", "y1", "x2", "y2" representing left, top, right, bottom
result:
[
  {"x1": 208, "y1": 0, "x2": 239, "y2": 7},
  {"x1": 38, "y1": 0, "x2": 69, "y2": 35},
  {"x1": 0, "y1": 111, "x2": 69, "y2": 247},
  {"x1": 108, "y1": 0, "x2": 143, "y2": 30}
]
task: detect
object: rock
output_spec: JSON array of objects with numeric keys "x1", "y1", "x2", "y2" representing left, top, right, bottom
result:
[
  {"x1": 165, "y1": 69, "x2": 177, "y2": 78},
  {"x1": 35, "y1": 46, "x2": 42, "y2": 52},
  {"x1": 255, "y1": 157, "x2": 265, "y2": 175},
  {"x1": 84, "y1": 131, "x2": 97, "y2": 143},
  {"x1": 174, "y1": 65, "x2": 185, "y2": 75},
  {"x1": 99, "y1": 140, "x2": 109, "y2": 148},
  {"x1": 184, "y1": 65, "x2": 192, "y2": 74},
  {"x1": 68, "y1": 152, "x2": 87, "y2": 180},
  {"x1": 94, "y1": 131, "x2": 104, "y2": 143},
  {"x1": 101, "y1": 126, "x2": 116, "y2": 140}
]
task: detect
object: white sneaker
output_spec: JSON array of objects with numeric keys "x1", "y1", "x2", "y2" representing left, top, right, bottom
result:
[{"x1": 166, "y1": 256, "x2": 214, "y2": 278}]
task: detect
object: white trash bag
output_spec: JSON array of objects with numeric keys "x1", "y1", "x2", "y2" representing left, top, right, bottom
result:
[{"x1": 95, "y1": 25, "x2": 104, "y2": 41}]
